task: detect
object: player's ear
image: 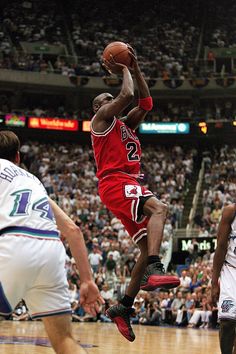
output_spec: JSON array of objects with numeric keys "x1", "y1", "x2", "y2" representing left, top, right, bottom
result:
[
  {"x1": 15, "y1": 151, "x2": 20, "y2": 165},
  {"x1": 93, "y1": 103, "x2": 99, "y2": 113}
]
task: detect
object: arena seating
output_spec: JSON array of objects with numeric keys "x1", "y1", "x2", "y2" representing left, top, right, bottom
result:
[
  {"x1": 0, "y1": 0, "x2": 225, "y2": 79},
  {"x1": 198, "y1": 145, "x2": 236, "y2": 236},
  {"x1": 2, "y1": 97, "x2": 235, "y2": 123},
  {"x1": 0, "y1": 0, "x2": 235, "y2": 81}
]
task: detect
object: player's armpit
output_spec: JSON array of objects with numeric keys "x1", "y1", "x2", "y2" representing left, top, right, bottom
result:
[
  {"x1": 217, "y1": 205, "x2": 236, "y2": 244},
  {"x1": 124, "y1": 106, "x2": 148, "y2": 130}
]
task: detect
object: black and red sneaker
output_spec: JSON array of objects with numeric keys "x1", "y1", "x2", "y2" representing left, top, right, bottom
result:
[
  {"x1": 140, "y1": 262, "x2": 180, "y2": 291},
  {"x1": 106, "y1": 304, "x2": 135, "y2": 342}
]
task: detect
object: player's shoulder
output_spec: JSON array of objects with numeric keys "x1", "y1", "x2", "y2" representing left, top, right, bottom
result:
[
  {"x1": 223, "y1": 203, "x2": 236, "y2": 212},
  {"x1": 119, "y1": 116, "x2": 128, "y2": 123},
  {"x1": 222, "y1": 203, "x2": 236, "y2": 220},
  {"x1": 0, "y1": 158, "x2": 9, "y2": 164},
  {"x1": 0, "y1": 158, "x2": 11, "y2": 169}
]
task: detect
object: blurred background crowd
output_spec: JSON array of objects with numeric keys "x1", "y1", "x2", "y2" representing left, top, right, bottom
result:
[
  {"x1": 1, "y1": 0, "x2": 236, "y2": 331},
  {"x1": 0, "y1": 0, "x2": 236, "y2": 79}
]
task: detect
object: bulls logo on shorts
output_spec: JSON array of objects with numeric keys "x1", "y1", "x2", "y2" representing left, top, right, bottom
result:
[
  {"x1": 221, "y1": 300, "x2": 234, "y2": 313},
  {"x1": 124, "y1": 185, "x2": 142, "y2": 198}
]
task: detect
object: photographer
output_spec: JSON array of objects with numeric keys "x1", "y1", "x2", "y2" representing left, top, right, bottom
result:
[{"x1": 139, "y1": 301, "x2": 161, "y2": 326}]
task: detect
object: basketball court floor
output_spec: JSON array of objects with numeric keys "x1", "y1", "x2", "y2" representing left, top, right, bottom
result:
[{"x1": 0, "y1": 321, "x2": 220, "y2": 353}]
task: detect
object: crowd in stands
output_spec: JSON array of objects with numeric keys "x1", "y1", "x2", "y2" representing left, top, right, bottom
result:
[
  {"x1": 195, "y1": 145, "x2": 236, "y2": 237},
  {"x1": 1, "y1": 97, "x2": 235, "y2": 122},
  {"x1": 12, "y1": 252, "x2": 217, "y2": 330},
  {"x1": 11, "y1": 256, "x2": 217, "y2": 330},
  {"x1": 69, "y1": 0, "x2": 200, "y2": 79},
  {"x1": 2, "y1": 0, "x2": 67, "y2": 46},
  {"x1": 204, "y1": 0, "x2": 236, "y2": 49},
  {"x1": 67, "y1": 256, "x2": 216, "y2": 329},
  {"x1": 0, "y1": 24, "x2": 11, "y2": 56},
  {"x1": 0, "y1": 0, "x2": 235, "y2": 79},
  {"x1": 149, "y1": 99, "x2": 236, "y2": 122},
  {"x1": 0, "y1": 0, "x2": 200, "y2": 78}
]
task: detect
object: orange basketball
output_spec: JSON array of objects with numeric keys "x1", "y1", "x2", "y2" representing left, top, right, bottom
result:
[{"x1": 102, "y1": 41, "x2": 132, "y2": 68}]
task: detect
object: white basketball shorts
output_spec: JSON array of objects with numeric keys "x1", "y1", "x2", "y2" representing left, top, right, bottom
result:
[
  {"x1": 218, "y1": 263, "x2": 236, "y2": 321},
  {"x1": 0, "y1": 234, "x2": 71, "y2": 319}
]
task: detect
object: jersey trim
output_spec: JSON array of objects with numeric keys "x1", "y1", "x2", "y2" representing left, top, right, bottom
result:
[
  {"x1": 133, "y1": 228, "x2": 147, "y2": 244},
  {"x1": 91, "y1": 117, "x2": 116, "y2": 136},
  {"x1": 131, "y1": 199, "x2": 147, "y2": 224},
  {"x1": 31, "y1": 308, "x2": 72, "y2": 319},
  {"x1": 0, "y1": 226, "x2": 60, "y2": 240}
]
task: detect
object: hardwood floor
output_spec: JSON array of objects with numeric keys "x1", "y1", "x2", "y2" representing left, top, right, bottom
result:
[{"x1": 0, "y1": 321, "x2": 221, "y2": 353}]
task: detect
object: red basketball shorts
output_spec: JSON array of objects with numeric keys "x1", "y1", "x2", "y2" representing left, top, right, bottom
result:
[{"x1": 98, "y1": 173, "x2": 154, "y2": 243}]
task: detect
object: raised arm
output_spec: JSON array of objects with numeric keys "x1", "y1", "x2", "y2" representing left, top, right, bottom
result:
[
  {"x1": 124, "y1": 46, "x2": 153, "y2": 130},
  {"x1": 92, "y1": 61, "x2": 134, "y2": 133},
  {"x1": 211, "y1": 204, "x2": 235, "y2": 305}
]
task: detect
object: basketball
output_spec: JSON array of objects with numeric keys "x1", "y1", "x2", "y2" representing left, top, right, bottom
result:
[{"x1": 102, "y1": 41, "x2": 132, "y2": 68}]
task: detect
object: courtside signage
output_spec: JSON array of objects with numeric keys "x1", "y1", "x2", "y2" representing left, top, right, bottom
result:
[
  {"x1": 82, "y1": 121, "x2": 91, "y2": 132},
  {"x1": 139, "y1": 122, "x2": 190, "y2": 134},
  {"x1": 5, "y1": 114, "x2": 26, "y2": 127},
  {"x1": 28, "y1": 117, "x2": 78, "y2": 131},
  {"x1": 178, "y1": 237, "x2": 217, "y2": 252}
]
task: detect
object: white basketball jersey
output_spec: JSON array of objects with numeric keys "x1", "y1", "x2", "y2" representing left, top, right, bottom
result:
[
  {"x1": 0, "y1": 159, "x2": 59, "y2": 239},
  {"x1": 225, "y1": 207, "x2": 236, "y2": 267}
]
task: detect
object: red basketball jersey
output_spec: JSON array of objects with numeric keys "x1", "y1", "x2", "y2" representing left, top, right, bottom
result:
[{"x1": 91, "y1": 117, "x2": 141, "y2": 179}]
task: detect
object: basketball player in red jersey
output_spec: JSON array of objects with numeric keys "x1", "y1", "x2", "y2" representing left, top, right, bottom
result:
[{"x1": 91, "y1": 47, "x2": 180, "y2": 342}]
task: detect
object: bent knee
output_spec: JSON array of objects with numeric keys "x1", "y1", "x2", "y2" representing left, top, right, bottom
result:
[
  {"x1": 156, "y1": 202, "x2": 168, "y2": 217},
  {"x1": 143, "y1": 198, "x2": 168, "y2": 218}
]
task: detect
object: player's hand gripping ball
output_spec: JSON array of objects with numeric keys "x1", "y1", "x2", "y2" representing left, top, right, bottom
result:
[{"x1": 102, "y1": 41, "x2": 132, "y2": 74}]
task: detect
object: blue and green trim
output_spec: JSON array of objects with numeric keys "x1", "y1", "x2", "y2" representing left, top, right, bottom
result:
[{"x1": 0, "y1": 226, "x2": 60, "y2": 239}]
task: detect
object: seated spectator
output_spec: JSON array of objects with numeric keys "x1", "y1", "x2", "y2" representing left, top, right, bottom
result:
[
  {"x1": 189, "y1": 273, "x2": 202, "y2": 293},
  {"x1": 187, "y1": 238, "x2": 199, "y2": 263},
  {"x1": 178, "y1": 270, "x2": 192, "y2": 293},
  {"x1": 160, "y1": 292, "x2": 175, "y2": 324},
  {"x1": 187, "y1": 296, "x2": 212, "y2": 328},
  {"x1": 210, "y1": 204, "x2": 222, "y2": 223},
  {"x1": 131, "y1": 297, "x2": 146, "y2": 324},
  {"x1": 68, "y1": 278, "x2": 79, "y2": 306},
  {"x1": 198, "y1": 226, "x2": 209, "y2": 237},
  {"x1": 12, "y1": 300, "x2": 30, "y2": 321},
  {"x1": 170, "y1": 291, "x2": 185, "y2": 324},
  {"x1": 139, "y1": 301, "x2": 161, "y2": 326},
  {"x1": 100, "y1": 283, "x2": 114, "y2": 310}
]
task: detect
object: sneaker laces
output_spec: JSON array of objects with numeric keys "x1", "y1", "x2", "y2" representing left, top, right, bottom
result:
[
  {"x1": 156, "y1": 262, "x2": 165, "y2": 273},
  {"x1": 147, "y1": 262, "x2": 165, "y2": 274}
]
